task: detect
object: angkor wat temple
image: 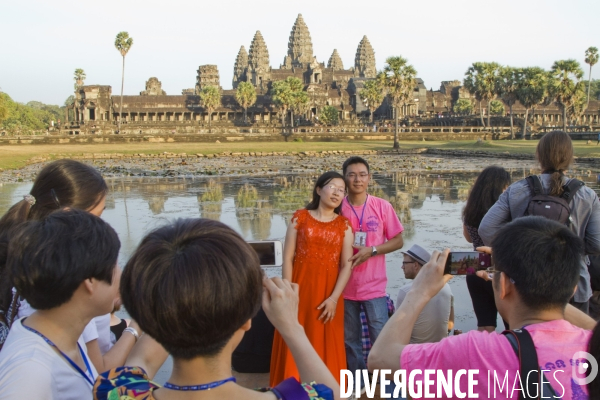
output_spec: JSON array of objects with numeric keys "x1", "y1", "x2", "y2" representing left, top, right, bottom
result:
[{"x1": 67, "y1": 14, "x2": 599, "y2": 134}]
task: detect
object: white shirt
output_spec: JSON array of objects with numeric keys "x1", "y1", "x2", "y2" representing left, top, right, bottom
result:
[
  {"x1": 396, "y1": 282, "x2": 452, "y2": 344},
  {"x1": 0, "y1": 318, "x2": 97, "y2": 399},
  {"x1": 93, "y1": 313, "x2": 112, "y2": 354}
]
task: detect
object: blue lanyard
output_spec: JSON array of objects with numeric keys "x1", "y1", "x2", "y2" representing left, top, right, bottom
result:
[
  {"x1": 22, "y1": 322, "x2": 96, "y2": 386},
  {"x1": 346, "y1": 194, "x2": 368, "y2": 231}
]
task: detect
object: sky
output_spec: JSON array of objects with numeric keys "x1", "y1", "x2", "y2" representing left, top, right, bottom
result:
[{"x1": 1, "y1": 0, "x2": 598, "y2": 106}]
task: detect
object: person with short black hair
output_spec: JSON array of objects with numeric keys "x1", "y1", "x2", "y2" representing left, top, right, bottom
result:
[
  {"x1": 341, "y1": 156, "x2": 404, "y2": 390},
  {"x1": 95, "y1": 218, "x2": 341, "y2": 400},
  {"x1": 0, "y1": 209, "x2": 121, "y2": 398},
  {"x1": 370, "y1": 216, "x2": 595, "y2": 399}
]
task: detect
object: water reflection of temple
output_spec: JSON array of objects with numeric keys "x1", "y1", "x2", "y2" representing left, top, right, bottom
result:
[
  {"x1": 198, "y1": 180, "x2": 223, "y2": 221},
  {"x1": 235, "y1": 183, "x2": 272, "y2": 240}
]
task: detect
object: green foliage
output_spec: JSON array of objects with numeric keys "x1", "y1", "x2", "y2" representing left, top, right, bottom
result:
[
  {"x1": 293, "y1": 137, "x2": 303, "y2": 142},
  {"x1": 464, "y1": 62, "x2": 501, "y2": 127},
  {"x1": 359, "y1": 79, "x2": 385, "y2": 122},
  {"x1": 0, "y1": 92, "x2": 64, "y2": 134},
  {"x1": 489, "y1": 100, "x2": 505, "y2": 116},
  {"x1": 270, "y1": 77, "x2": 308, "y2": 126},
  {"x1": 453, "y1": 98, "x2": 473, "y2": 115},
  {"x1": 585, "y1": 47, "x2": 599, "y2": 69},
  {"x1": 382, "y1": 56, "x2": 417, "y2": 113},
  {"x1": 583, "y1": 79, "x2": 600, "y2": 101},
  {"x1": 517, "y1": 67, "x2": 549, "y2": 110},
  {"x1": 319, "y1": 105, "x2": 339, "y2": 126},
  {"x1": 235, "y1": 82, "x2": 257, "y2": 122},
  {"x1": 114, "y1": 32, "x2": 133, "y2": 57},
  {"x1": 74, "y1": 68, "x2": 86, "y2": 90},
  {"x1": 200, "y1": 85, "x2": 222, "y2": 127},
  {"x1": 382, "y1": 56, "x2": 417, "y2": 148},
  {"x1": 549, "y1": 59, "x2": 585, "y2": 129}
]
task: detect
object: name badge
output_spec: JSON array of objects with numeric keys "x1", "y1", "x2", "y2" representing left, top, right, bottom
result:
[{"x1": 354, "y1": 231, "x2": 367, "y2": 247}]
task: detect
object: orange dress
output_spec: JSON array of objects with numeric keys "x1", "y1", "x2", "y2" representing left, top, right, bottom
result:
[{"x1": 270, "y1": 209, "x2": 350, "y2": 386}]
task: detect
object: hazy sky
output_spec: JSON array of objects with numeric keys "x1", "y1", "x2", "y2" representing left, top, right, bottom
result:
[{"x1": 1, "y1": 0, "x2": 598, "y2": 105}]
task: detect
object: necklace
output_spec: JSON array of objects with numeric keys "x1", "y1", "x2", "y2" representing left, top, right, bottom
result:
[{"x1": 163, "y1": 376, "x2": 236, "y2": 391}]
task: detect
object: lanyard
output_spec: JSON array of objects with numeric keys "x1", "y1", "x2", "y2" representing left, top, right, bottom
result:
[
  {"x1": 346, "y1": 194, "x2": 368, "y2": 231},
  {"x1": 22, "y1": 323, "x2": 95, "y2": 386}
]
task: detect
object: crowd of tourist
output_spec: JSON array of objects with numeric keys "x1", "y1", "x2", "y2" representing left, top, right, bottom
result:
[{"x1": 0, "y1": 130, "x2": 599, "y2": 400}]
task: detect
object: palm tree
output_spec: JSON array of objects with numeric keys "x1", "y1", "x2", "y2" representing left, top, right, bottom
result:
[
  {"x1": 285, "y1": 77, "x2": 306, "y2": 130},
  {"x1": 496, "y1": 66, "x2": 519, "y2": 139},
  {"x1": 359, "y1": 79, "x2": 385, "y2": 123},
  {"x1": 235, "y1": 82, "x2": 257, "y2": 123},
  {"x1": 453, "y1": 99, "x2": 473, "y2": 115},
  {"x1": 464, "y1": 62, "x2": 500, "y2": 129},
  {"x1": 0, "y1": 90, "x2": 9, "y2": 125},
  {"x1": 199, "y1": 85, "x2": 221, "y2": 132},
  {"x1": 270, "y1": 77, "x2": 306, "y2": 135},
  {"x1": 549, "y1": 59, "x2": 585, "y2": 130},
  {"x1": 114, "y1": 32, "x2": 133, "y2": 133},
  {"x1": 73, "y1": 68, "x2": 86, "y2": 90},
  {"x1": 382, "y1": 56, "x2": 417, "y2": 149},
  {"x1": 516, "y1": 67, "x2": 548, "y2": 137},
  {"x1": 585, "y1": 47, "x2": 599, "y2": 107}
]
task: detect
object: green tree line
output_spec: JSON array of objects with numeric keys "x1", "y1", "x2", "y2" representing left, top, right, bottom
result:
[{"x1": 0, "y1": 91, "x2": 67, "y2": 135}]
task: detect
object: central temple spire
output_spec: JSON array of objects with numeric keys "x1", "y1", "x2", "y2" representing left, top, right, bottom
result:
[{"x1": 281, "y1": 14, "x2": 313, "y2": 69}]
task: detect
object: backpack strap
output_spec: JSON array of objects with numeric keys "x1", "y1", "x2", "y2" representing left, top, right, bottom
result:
[
  {"x1": 561, "y1": 179, "x2": 585, "y2": 201},
  {"x1": 525, "y1": 175, "x2": 544, "y2": 196},
  {"x1": 502, "y1": 329, "x2": 559, "y2": 399}
]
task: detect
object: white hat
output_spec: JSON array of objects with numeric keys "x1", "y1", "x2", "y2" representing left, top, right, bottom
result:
[{"x1": 401, "y1": 244, "x2": 431, "y2": 265}]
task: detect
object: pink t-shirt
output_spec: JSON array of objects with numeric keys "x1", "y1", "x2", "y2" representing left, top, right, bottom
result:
[
  {"x1": 341, "y1": 195, "x2": 403, "y2": 301},
  {"x1": 401, "y1": 320, "x2": 591, "y2": 399}
]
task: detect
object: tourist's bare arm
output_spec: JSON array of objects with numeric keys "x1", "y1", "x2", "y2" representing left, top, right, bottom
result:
[
  {"x1": 282, "y1": 219, "x2": 298, "y2": 281},
  {"x1": 317, "y1": 225, "x2": 354, "y2": 323},
  {"x1": 369, "y1": 249, "x2": 451, "y2": 371},
  {"x1": 124, "y1": 334, "x2": 169, "y2": 379},
  {"x1": 565, "y1": 304, "x2": 596, "y2": 330},
  {"x1": 263, "y1": 278, "x2": 340, "y2": 400},
  {"x1": 349, "y1": 232, "x2": 403, "y2": 268}
]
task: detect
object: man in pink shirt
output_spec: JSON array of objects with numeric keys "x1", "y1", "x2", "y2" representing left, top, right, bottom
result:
[
  {"x1": 369, "y1": 216, "x2": 596, "y2": 399},
  {"x1": 341, "y1": 156, "x2": 404, "y2": 389}
]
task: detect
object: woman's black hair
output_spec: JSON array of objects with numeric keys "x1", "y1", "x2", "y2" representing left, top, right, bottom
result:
[
  {"x1": 0, "y1": 159, "x2": 108, "y2": 316},
  {"x1": 462, "y1": 166, "x2": 511, "y2": 228},
  {"x1": 305, "y1": 171, "x2": 346, "y2": 214}
]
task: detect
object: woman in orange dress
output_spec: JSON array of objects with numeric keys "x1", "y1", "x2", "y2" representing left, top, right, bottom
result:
[{"x1": 270, "y1": 171, "x2": 354, "y2": 386}]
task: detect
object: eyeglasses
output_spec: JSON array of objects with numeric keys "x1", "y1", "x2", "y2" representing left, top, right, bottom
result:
[
  {"x1": 346, "y1": 173, "x2": 369, "y2": 180},
  {"x1": 485, "y1": 267, "x2": 515, "y2": 284},
  {"x1": 325, "y1": 185, "x2": 347, "y2": 195}
]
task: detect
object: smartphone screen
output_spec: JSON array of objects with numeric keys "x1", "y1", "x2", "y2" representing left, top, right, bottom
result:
[
  {"x1": 248, "y1": 241, "x2": 283, "y2": 267},
  {"x1": 444, "y1": 251, "x2": 492, "y2": 275}
]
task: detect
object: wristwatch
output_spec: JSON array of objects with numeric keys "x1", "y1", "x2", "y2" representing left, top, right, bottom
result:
[{"x1": 371, "y1": 246, "x2": 378, "y2": 257}]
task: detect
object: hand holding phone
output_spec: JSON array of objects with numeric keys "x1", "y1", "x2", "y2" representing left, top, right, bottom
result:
[{"x1": 444, "y1": 251, "x2": 492, "y2": 276}]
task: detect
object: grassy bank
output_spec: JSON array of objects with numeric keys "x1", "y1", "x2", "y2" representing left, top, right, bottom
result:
[{"x1": 2, "y1": 139, "x2": 600, "y2": 171}]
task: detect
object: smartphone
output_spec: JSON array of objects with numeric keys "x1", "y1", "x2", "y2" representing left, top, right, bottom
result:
[
  {"x1": 248, "y1": 241, "x2": 283, "y2": 267},
  {"x1": 444, "y1": 251, "x2": 492, "y2": 275}
]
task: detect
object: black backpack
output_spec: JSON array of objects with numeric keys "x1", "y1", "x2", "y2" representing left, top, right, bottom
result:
[{"x1": 524, "y1": 175, "x2": 584, "y2": 225}]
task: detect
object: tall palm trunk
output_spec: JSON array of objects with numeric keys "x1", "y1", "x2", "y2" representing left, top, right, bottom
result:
[
  {"x1": 370, "y1": 107, "x2": 374, "y2": 123},
  {"x1": 562, "y1": 105, "x2": 567, "y2": 131},
  {"x1": 486, "y1": 100, "x2": 491, "y2": 129},
  {"x1": 588, "y1": 65, "x2": 593, "y2": 107},
  {"x1": 509, "y1": 104, "x2": 514, "y2": 139},
  {"x1": 394, "y1": 106, "x2": 399, "y2": 149},
  {"x1": 479, "y1": 101, "x2": 485, "y2": 127},
  {"x1": 244, "y1": 106, "x2": 247, "y2": 123},
  {"x1": 118, "y1": 56, "x2": 125, "y2": 133},
  {"x1": 522, "y1": 109, "x2": 529, "y2": 138}
]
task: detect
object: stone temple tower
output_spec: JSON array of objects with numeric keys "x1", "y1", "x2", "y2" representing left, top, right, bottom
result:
[
  {"x1": 354, "y1": 36, "x2": 376, "y2": 78},
  {"x1": 281, "y1": 14, "x2": 313, "y2": 69},
  {"x1": 195, "y1": 65, "x2": 220, "y2": 94},
  {"x1": 233, "y1": 46, "x2": 248, "y2": 89},
  {"x1": 327, "y1": 49, "x2": 344, "y2": 70},
  {"x1": 247, "y1": 31, "x2": 271, "y2": 92}
]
